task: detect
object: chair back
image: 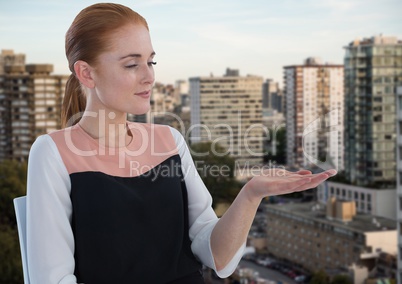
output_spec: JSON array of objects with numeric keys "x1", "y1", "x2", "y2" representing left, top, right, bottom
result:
[{"x1": 14, "y1": 196, "x2": 30, "y2": 284}]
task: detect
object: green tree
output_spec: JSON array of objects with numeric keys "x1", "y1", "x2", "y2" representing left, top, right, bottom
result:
[
  {"x1": 264, "y1": 126, "x2": 286, "y2": 165},
  {"x1": 0, "y1": 225, "x2": 23, "y2": 284},
  {"x1": 190, "y1": 142, "x2": 240, "y2": 207},
  {"x1": 310, "y1": 269, "x2": 329, "y2": 284},
  {"x1": 0, "y1": 160, "x2": 27, "y2": 284}
]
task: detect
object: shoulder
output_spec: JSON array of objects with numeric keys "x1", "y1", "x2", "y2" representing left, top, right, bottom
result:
[
  {"x1": 28, "y1": 134, "x2": 65, "y2": 168},
  {"x1": 30, "y1": 134, "x2": 57, "y2": 154}
]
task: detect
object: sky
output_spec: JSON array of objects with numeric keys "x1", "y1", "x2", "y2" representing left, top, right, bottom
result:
[{"x1": 1, "y1": 0, "x2": 401, "y2": 86}]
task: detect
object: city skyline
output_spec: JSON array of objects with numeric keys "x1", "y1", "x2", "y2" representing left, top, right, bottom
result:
[{"x1": 1, "y1": 0, "x2": 401, "y2": 86}]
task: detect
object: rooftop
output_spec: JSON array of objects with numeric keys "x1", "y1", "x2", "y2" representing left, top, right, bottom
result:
[{"x1": 265, "y1": 201, "x2": 396, "y2": 233}]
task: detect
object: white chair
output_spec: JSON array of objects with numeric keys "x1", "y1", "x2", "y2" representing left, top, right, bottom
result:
[{"x1": 14, "y1": 196, "x2": 30, "y2": 284}]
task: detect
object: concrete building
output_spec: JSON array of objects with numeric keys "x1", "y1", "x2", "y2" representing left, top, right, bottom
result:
[
  {"x1": 396, "y1": 86, "x2": 402, "y2": 284},
  {"x1": 317, "y1": 181, "x2": 396, "y2": 220},
  {"x1": 284, "y1": 57, "x2": 344, "y2": 171},
  {"x1": 265, "y1": 201, "x2": 397, "y2": 284},
  {"x1": 344, "y1": 35, "x2": 402, "y2": 188},
  {"x1": 0, "y1": 49, "x2": 25, "y2": 75},
  {"x1": 189, "y1": 68, "x2": 264, "y2": 173},
  {"x1": 262, "y1": 79, "x2": 282, "y2": 113},
  {"x1": 0, "y1": 61, "x2": 67, "y2": 162},
  {"x1": 175, "y1": 79, "x2": 189, "y2": 107}
]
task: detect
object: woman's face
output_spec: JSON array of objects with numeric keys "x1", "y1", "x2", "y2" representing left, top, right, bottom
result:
[{"x1": 89, "y1": 23, "x2": 155, "y2": 116}]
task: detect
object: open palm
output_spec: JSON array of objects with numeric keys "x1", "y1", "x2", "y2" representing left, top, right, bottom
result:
[{"x1": 243, "y1": 168, "x2": 337, "y2": 201}]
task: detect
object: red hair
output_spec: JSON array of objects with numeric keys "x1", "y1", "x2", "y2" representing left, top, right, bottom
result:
[{"x1": 61, "y1": 3, "x2": 149, "y2": 127}]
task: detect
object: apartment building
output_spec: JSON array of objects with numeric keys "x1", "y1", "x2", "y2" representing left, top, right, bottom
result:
[
  {"x1": 344, "y1": 35, "x2": 402, "y2": 187},
  {"x1": 189, "y1": 68, "x2": 264, "y2": 172},
  {"x1": 284, "y1": 57, "x2": 344, "y2": 171},
  {"x1": 0, "y1": 49, "x2": 25, "y2": 75},
  {"x1": 261, "y1": 79, "x2": 284, "y2": 161},
  {"x1": 265, "y1": 201, "x2": 396, "y2": 283},
  {"x1": 317, "y1": 181, "x2": 396, "y2": 219},
  {"x1": 262, "y1": 78, "x2": 282, "y2": 113},
  {"x1": 0, "y1": 61, "x2": 67, "y2": 161},
  {"x1": 397, "y1": 86, "x2": 402, "y2": 284}
]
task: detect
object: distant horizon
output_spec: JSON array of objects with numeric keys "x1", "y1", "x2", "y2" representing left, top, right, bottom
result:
[{"x1": 1, "y1": 0, "x2": 401, "y2": 86}]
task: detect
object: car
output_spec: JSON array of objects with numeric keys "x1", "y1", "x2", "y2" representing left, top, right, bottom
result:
[
  {"x1": 256, "y1": 257, "x2": 272, "y2": 267},
  {"x1": 294, "y1": 275, "x2": 306, "y2": 282}
]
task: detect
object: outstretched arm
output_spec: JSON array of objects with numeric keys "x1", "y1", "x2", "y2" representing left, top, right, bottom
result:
[{"x1": 210, "y1": 168, "x2": 337, "y2": 270}]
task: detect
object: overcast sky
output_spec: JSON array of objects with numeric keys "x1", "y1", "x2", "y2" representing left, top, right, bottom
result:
[{"x1": 1, "y1": 0, "x2": 401, "y2": 86}]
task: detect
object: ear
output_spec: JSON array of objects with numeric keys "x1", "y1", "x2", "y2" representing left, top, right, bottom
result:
[{"x1": 73, "y1": 60, "x2": 95, "y2": 89}]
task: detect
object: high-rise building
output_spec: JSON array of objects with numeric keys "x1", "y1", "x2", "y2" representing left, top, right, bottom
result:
[
  {"x1": 189, "y1": 68, "x2": 264, "y2": 171},
  {"x1": 0, "y1": 49, "x2": 25, "y2": 75},
  {"x1": 262, "y1": 79, "x2": 282, "y2": 113},
  {"x1": 0, "y1": 57, "x2": 67, "y2": 162},
  {"x1": 396, "y1": 86, "x2": 402, "y2": 284},
  {"x1": 175, "y1": 79, "x2": 189, "y2": 107},
  {"x1": 344, "y1": 35, "x2": 402, "y2": 187},
  {"x1": 284, "y1": 57, "x2": 344, "y2": 170}
]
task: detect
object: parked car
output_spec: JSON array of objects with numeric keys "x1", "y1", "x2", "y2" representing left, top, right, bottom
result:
[
  {"x1": 294, "y1": 274, "x2": 306, "y2": 282},
  {"x1": 256, "y1": 257, "x2": 273, "y2": 267}
]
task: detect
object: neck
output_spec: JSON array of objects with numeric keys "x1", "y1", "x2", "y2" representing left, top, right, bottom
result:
[{"x1": 78, "y1": 109, "x2": 131, "y2": 147}]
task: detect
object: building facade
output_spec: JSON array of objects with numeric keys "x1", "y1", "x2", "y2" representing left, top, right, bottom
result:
[
  {"x1": 397, "y1": 86, "x2": 402, "y2": 284},
  {"x1": 284, "y1": 58, "x2": 344, "y2": 170},
  {"x1": 0, "y1": 49, "x2": 25, "y2": 75},
  {"x1": 317, "y1": 181, "x2": 396, "y2": 219},
  {"x1": 189, "y1": 69, "x2": 264, "y2": 171},
  {"x1": 265, "y1": 201, "x2": 397, "y2": 283},
  {"x1": 0, "y1": 61, "x2": 67, "y2": 162},
  {"x1": 262, "y1": 78, "x2": 282, "y2": 113},
  {"x1": 344, "y1": 35, "x2": 402, "y2": 187}
]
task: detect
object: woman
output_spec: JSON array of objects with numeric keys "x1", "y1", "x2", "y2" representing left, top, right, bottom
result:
[{"x1": 26, "y1": 3, "x2": 336, "y2": 284}]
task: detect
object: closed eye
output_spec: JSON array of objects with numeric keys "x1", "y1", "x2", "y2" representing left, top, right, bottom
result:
[{"x1": 125, "y1": 62, "x2": 156, "y2": 69}]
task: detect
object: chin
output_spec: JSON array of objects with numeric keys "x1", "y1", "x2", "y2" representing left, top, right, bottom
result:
[{"x1": 129, "y1": 104, "x2": 151, "y2": 116}]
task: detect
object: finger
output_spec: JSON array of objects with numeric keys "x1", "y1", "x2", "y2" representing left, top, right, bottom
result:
[
  {"x1": 324, "y1": 169, "x2": 337, "y2": 176},
  {"x1": 298, "y1": 172, "x2": 332, "y2": 190},
  {"x1": 290, "y1": 172, "x2": 331, "y2": 192}
]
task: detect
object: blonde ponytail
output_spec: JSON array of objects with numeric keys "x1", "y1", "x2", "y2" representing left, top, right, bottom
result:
[{"x1": 61, "y1": 74, "x2": 86, "y2": 128}]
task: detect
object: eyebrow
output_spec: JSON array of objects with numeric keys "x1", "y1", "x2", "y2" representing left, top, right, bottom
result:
[{"x1": 119, "y1": 51, "x2": 156, "y2": 60}]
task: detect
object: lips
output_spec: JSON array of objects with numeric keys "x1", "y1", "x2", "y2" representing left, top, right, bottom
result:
[{"x1": 135, "y1": 90, "x2": 151, "y2": 99}]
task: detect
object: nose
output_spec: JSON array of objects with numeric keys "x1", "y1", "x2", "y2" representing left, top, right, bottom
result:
[{"x1": 141, "y1": 63, "x2": 155, "y2": 85}]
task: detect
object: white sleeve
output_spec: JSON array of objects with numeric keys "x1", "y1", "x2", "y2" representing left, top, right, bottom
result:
[
  {"x1": 26, "y1": 135, "x2": 77, "y2": 284},
  {"x1": 169, "y1": 127, "x2": 245, "y2": 278}
]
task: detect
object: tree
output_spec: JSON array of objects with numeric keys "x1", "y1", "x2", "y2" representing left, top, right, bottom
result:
[
  {"x1": 263, "y1": 126, "x2": 286, "y2": 165},
  {"x1": 0, "y1": 160, "x2": 27, "y2": 284},
  {"x1": 310, "y1": 269, "x2": 329, "y2": 284},
  {"x1": 190, "y1": 142, "x2": 240, "y2": 207}
]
